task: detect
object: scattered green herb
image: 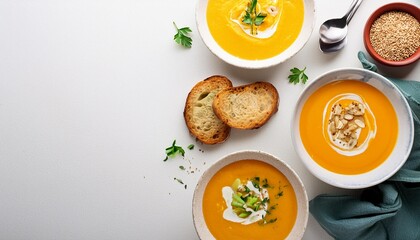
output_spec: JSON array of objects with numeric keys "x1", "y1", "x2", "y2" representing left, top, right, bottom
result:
[
  {"x1": 259, "y1": 216, "x2": 278, "y2": 225},
  {"x1": 174, "y1": 178, "x2": 184, "y2": 185},
  {"x1": 269, "y1": 203, "x2": 278, "y2": 212},
  {"x1": 187, "y1": 144, "x2": 194, "y2": 150},
  {"x1": 173, "y1": 22, "x2": 192, "y2": 48},
  {"x1": 261, "y1": 197, "x2": 269, "y2": 204},
  {"x1": 174, "y1": 177, "x2": 188, "y2": 190},
  {"x1": 164, "y1": 140, "x2": 185, "y2": 161},
  {"x1": 288, "y1": 67, "x2": 308, "y2": 84},
  {"x1": 251, "y1": 176, "x2": 261, "y2": 190},
  {"x1": 179, "y1": 166, "x2": 186, "y2": 170},
  {"x1": 275, "y1": 191, "x2": 283, "y2": 199},
  {"x1": 266, "y1": 218, "x2": 277, "y2": 224},
  {"x1": 261, "y1": 178, "x2": 271, "y2": 188},
  {"x1": 242, "y1": 0, "x2": 266, "y2": 35}
]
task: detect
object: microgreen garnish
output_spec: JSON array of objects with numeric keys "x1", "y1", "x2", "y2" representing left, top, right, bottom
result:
[
  {"x1": 173, "y1": 22, "x2": 192, "y2": 48},
  {"x1": 288, "y1": 67, "x2": 308, "y2": 84},
  {"x1": 187, "y1": 144, "x2": 194, "y2": 150},
  {"x1": 242, "y1": 0, "x2": 266, "y2": 35},
  {"x1": 164, "y1": 140, "x2": 185, "y2": 161}
]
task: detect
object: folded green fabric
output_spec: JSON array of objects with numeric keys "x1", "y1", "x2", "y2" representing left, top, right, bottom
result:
[{"x1": 309, "y1": 52, "x2": 420, "y2": 240}]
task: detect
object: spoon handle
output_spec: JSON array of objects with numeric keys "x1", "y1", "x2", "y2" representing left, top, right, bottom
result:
[{"x1": 345, "y1": 0, "x2": 363, "y2": 24}]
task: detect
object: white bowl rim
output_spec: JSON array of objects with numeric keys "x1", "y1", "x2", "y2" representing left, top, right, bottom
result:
[
  {"x1": 192, "y1": 150, "x2": 309, "y2": 239},
  {"x1": 291, "y1": 67, "x2": 415, "y2": 189},
  {"x1": 195, "y1": 0, "x2": 316, "y2": 69}
]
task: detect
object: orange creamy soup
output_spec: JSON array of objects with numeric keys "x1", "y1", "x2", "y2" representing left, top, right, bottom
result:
[
  {"x1": 203, "y1": 160, "x2": 297, "y2": 240},
  {"x1": 206, "y1": 0, "x2": 304, "y2": 60},
  {"x1": 300, "y1": 80, "x2": 398, "y2": 175}
]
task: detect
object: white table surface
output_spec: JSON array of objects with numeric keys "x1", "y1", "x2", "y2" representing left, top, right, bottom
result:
[{"x1": 0, "y1": 0, "x2": 418, "y2": 239}]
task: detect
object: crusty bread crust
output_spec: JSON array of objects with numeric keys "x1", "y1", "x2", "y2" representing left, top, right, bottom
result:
[
  {"x1": 213, "y1": 82, "x2": 279, "y2": 129},
  {"x1": 184, "y1": 75, "x2": 232, "y2": 144}
]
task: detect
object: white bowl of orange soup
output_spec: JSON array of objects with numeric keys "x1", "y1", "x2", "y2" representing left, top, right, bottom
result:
[
  {"x1": 192, "y1": 150, "x2": 308, "y2": 240},
  {"x1": 292, "y1": 68, "x2": 414, "y2": 189},
  {"x1": 196, "y1": 0, "x2": 315, "y2": 69}
]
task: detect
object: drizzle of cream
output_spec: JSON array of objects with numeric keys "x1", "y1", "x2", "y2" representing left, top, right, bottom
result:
[{"x1": 322, "y1": 93, "x2": 377, "y2": 156}]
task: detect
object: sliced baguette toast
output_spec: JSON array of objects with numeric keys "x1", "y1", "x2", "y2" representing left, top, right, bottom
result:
[
  {"x1": 184, "y1": 75, "x2": 232, "y2": 144},
  {"x1": 213, "y1": 82, "x2": 279, "y2": 129}
]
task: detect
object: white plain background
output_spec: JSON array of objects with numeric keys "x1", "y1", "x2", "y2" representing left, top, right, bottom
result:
[{"x1": 0, "y1": 0, "x2": 418, "y2": 239}]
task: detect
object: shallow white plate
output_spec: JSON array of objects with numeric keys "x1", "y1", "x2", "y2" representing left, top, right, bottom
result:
[
  {"x1": 291, "y1": 68, "x2": 414, "y2": 189},
  {"x1": 192, "y1": 150, "x2": 308, "y2": 239},
  {"x1": 195, "y1": 0, "x2": 315, "y2": 69}
]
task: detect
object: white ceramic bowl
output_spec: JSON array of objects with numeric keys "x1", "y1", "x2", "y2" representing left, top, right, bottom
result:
[
  {"x1": 192, "y1": 150, "x2": 308, "y2": 239},
  {"x1": 196, "y1": 0, "x2": 315, "y2": 69},
  {"x1": 291, "y1": 68, "x2": 414, "y2": 189}
]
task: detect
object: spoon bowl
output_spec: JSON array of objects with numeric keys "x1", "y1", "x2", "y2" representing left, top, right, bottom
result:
[{"x1": 319, "y1": 17, "x2": 348, "y2": 44}]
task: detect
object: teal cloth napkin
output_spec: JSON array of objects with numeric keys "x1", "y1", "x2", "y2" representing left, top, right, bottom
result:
[{"x1": 309, "y1": 52, "x2": 420, "y2": 240}]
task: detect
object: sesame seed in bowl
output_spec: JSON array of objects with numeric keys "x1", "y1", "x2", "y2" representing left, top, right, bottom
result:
[{"x1": 364, "y1": 3, "x2": 420, "y2": 67}]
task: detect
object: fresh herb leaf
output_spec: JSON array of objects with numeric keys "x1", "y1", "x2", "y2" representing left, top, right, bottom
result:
[
  {"x1": 275, "y1": 191, "x2": 283, "y2": 199},
  {"x1": 179, "y1": 166, "x2": 185, "y2": 170},
  {"x1": 173, "y1": 22, "x2": 192, "y2": 48},
  {"x1": 288, "y1": 67, "x2": 308, "y2": 84},
  {"x1": 254, "y1": 13, "x2": 266, "y2": 26},
  {"x1": 164, "y1": 140, "x2": 185, "y2": 161},
  {"x1": 242, "y1": 0, "x2": 266, "y2": 35},
  {"x1": 187, "y1": 144, "x2": 194, "y2": 150}
]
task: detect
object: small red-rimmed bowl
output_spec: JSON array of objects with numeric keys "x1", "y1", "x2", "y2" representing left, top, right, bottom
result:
[{"x1": 363, "y1": 2, "x2": 420, "y2": 67}]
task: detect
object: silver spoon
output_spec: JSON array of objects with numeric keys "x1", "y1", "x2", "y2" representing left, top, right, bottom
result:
[
  {"x1": 319, "y1": 0, "x2": 363, "y2": 53},
  {"x1": 319, "y1": 0, "x2": 363, "y2": 44}
]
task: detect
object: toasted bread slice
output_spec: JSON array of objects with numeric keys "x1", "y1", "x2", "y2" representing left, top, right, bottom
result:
[
  {"x1": 213, "y1": 82, "x2": 279, "y2": 129},
  {"x1": 184, "y1": 75, "x2": 232, "y2": 144}
]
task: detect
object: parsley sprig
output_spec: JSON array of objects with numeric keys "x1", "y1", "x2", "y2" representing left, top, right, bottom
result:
[
  {"x1": 288, "y1": 67, "x2": 308, "y2": 84},
  {"x1": 242, "y1": 0, "x2": 266, "y2": 35},
  {"x1": 173, "y1": 22, "x2": 192, "y2": 48},
  {"x1": 164, "y1": 140, "x2": 185, "y2": 161}
]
